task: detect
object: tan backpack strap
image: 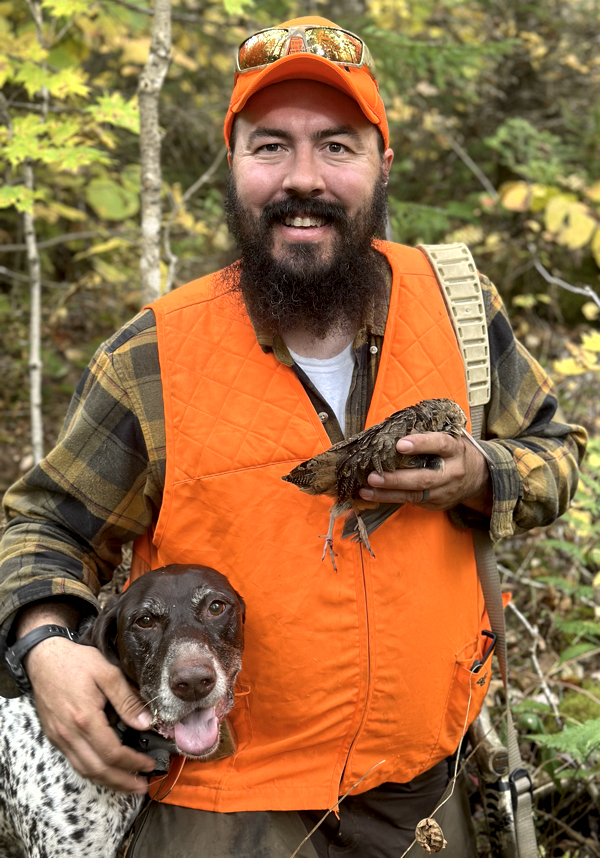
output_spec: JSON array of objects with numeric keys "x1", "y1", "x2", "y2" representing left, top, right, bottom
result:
[
  {"x1": 419, "y1": 243, "x2": 538, "y2": 857},
  {"x1": 417, "y1": 242, "x2": 490, "y2": 410}
]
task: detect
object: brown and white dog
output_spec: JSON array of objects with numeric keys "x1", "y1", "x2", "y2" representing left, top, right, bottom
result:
[{"x1": 0, "y1": 564, "x2": 245, "y2": 858}]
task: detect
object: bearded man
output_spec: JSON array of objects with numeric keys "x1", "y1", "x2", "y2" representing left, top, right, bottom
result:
[{"x1": 0, "y1": 16, "x2": 586, "y2": 858}]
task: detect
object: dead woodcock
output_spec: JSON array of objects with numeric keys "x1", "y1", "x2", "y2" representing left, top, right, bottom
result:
[{"x1": 282, "y1": 398, "x2": 493, "y2": 570}]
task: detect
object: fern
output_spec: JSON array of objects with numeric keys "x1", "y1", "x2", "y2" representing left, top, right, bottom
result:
[{"x1": 531, "y1": 718, "x2": 600, "y2": 762}]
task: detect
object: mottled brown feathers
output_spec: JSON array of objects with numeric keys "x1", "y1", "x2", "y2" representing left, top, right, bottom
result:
[{"x1": 282, "y1": 398, "x2": 467, "y2": 504}]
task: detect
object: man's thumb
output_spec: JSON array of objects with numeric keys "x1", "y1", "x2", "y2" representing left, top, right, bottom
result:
[{"x1": 101, "y1": 671, "x2": 152, "y2": 730}]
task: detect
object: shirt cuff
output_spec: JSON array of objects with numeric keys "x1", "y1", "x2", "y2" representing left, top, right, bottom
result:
[{"x1": 449, "y1": 440, "x2": 523, "y2": 543}]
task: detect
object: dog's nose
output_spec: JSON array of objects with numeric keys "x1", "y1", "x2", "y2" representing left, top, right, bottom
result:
[{"x1": 169, "y1": 663, "x2": 217, "y2": 701}]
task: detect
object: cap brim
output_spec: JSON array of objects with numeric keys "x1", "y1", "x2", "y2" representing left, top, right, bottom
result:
[{"x1": 229, "y1": 54, "x2": 380, "y2": 124}]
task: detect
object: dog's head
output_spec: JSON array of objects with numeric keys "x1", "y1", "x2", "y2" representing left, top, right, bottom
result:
[{"x1": 82, "y1": 564, "x2": 245, "y2": 759}]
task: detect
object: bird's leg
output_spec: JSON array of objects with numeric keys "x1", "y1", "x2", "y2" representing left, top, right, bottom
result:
[
  {"x1": 354, "y1": 511, "x2": 376, "y2": 559},
  {"x1": 320, "y1": 508, "x2": 339, "y2": 572}
]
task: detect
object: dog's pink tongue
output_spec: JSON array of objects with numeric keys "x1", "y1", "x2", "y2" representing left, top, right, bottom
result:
[{"x1": 174, "y1": 707, "x2": 218, "y2": 756}]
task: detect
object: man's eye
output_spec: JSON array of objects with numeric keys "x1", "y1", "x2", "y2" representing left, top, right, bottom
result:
[
  {"x1": 327, "y1": 142, "x2": 344, "y2": 153},
  {"x1": 258, "y1": 143, "x2": 280, "y2": 152},
  {"x1": 135, "y1": 615, "x2": 154, "y2": 628},
  {"x1": 208, "y1": 601, "x2": 225, "y2": 616}
]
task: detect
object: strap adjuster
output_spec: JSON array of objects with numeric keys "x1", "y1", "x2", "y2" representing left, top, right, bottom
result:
[{"x1": 509, "y1": 767, "x2": 533, "y2": 810}]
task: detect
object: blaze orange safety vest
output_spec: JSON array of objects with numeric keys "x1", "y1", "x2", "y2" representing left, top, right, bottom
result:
[{"x1": 132, "y1": 241, "x2": 491, "y2": 812}]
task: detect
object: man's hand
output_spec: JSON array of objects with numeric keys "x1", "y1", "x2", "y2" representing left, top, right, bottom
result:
[
  {"x1": 17, "y1": 600, "x2": 156, "y2": 793},
  {"x1": 25, "y1": 637, "x2": 155, "y2": 793},
  {"x1": 359, "y1": 431, "x2": 493, "y2": 515}
]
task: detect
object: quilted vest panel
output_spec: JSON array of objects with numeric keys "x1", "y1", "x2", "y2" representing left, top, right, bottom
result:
[{"x1": 135, "y1": 242, "x2": 491, "y2": 812}]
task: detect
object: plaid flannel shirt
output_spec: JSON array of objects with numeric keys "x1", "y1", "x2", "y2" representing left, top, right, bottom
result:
[{"x1": 0, "y1": 270, "x2": 587, "y2": 695}]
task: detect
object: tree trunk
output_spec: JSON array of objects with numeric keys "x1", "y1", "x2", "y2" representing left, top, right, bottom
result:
[
  {"x1": 138, "y1": 0, "x2": 172, "y2": 304},
  {"x1": 23, "y1": 161, "x2": 44, "y2": 465}
]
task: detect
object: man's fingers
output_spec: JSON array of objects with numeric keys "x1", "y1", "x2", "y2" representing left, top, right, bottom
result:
[
  {"x1": 55, "y1": 724, "x2": 152, "y2": 792},
  {"x1": 26, "y1": 637, "x2": 155, "y2": 790},
  {"x1": 395, "y1": 431, "x2": 460, "y2": 456},
  {"x1": 97, "y1": 666, "x2": 153, "y2": 731}
]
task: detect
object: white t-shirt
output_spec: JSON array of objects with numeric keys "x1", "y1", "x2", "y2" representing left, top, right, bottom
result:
[{"x1": 288, "y1": 343, "x2": 355, "y2": 435}]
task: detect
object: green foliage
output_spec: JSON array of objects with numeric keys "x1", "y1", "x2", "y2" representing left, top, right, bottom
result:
[
  {"x1": 531, "y1": 718, "x2": 600, "y2": 762},
  {"x1": 485, "y1": 118, "x2": 577, "y2": 185}
]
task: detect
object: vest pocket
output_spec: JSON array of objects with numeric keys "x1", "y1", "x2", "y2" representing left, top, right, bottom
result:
[{"x1": 437, "y1": 633, "x2": 492, "y2": 758}]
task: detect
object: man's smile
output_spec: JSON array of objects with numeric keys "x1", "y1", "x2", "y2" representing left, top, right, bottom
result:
[{"x1": 282, "y1": 215, "x2": 328, "y2": 228}]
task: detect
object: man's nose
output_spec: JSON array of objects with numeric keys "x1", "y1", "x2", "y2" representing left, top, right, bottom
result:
[{"x1": 281, "y1": 148, "x2": 326, "y2": 197}]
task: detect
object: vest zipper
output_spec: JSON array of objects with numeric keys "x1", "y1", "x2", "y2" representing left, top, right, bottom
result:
[{"x1": 337, "y1": 545, "x2": 372, "y2": 796}]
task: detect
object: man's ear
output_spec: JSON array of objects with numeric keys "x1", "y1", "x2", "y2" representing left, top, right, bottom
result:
[{"x1": 382, "y1": 147, "x2": 394, "y2": 185}]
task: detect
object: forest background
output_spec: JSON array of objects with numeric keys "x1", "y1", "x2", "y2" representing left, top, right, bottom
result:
[{"x1": 2, "y1": 0, "x2": 600, "y2": 854}]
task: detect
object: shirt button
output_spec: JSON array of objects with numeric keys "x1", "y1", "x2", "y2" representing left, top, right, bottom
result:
[
  {"x1": 370, "y1": 345, "x2": 378, "y2": 354},
  {"x1": 318, "y1": 411, "x2": 329, "y2": 423}
]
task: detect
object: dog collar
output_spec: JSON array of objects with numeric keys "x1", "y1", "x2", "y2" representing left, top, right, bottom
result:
[{"x1": 5, "y1": 625, "x2": 80, "y2": 695}]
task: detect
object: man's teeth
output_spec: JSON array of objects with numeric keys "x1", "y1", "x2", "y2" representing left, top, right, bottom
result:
[{"x1": 283, "y1": 216, "x2": 326, "y2": 228}]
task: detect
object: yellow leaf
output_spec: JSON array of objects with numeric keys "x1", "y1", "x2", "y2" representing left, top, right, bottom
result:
[
  {"x1": 49, "y1": 201, "x2": 87, "y2": 222},
  {"x1": 172, "y1": 46, "x2": 198, "y2": 72},
  {"x1": 585, "y1": 181, "x2": 600, "y2": 203},
  {"x1": 544, "y1": 193, "x2": 577, "y2": 233},
  {"x1": 582, "y1": 301, "x2": 600, "y2": 321},
  {"x1": 591, "y1": 226, "x2": 600, "y2": 267},
  {"x1": 553, "y1": 357, "x2": 588, "y2": 376},
  {"x1": 500, "y1": 181, "x2": 530, "y2": 212},
  {"x1": 529, "y1": 184, "x2": 560, "y2": 213},
  {"x1": 557, "y1": 203, "x2": 596, "y2": 249},
  {"x1": 74, "y1": 237, "x2": 131, "y2": 261},
  {"x1": 581, "y1": 331, "x2": 600, "y2": 352},
  {"x1": 120, "y1": 37, "x2": 151, "y2": 66}
]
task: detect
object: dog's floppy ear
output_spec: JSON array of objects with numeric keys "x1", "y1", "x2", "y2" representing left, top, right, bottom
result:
[
  {"x1": 79, "y1": 595, "x2": 121, "y2": 665},
  {"x1": 237, "y1": 593, "x2": 246, "y2": 624}
]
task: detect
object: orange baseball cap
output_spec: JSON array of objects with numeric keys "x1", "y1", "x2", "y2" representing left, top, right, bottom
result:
[{"x1": 224, "y1": 16, "x2": 389, "y2": 150}]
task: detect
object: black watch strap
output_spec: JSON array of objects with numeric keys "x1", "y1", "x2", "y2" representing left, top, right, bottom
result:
[{"x1": 5, "y1": 624, "x2": 80, "y2": 695}]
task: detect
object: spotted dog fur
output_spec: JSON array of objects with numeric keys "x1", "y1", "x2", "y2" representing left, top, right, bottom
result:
[{"x1": 0, "y1": 565, "x2": 245, "y2": 858}]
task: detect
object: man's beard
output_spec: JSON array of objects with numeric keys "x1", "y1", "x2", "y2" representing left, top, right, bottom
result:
[{"x1": 223, "y1": 173, "x2": 389, "y2": 340}]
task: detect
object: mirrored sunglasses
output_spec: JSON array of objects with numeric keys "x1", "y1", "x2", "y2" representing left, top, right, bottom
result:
[{"x1": 236, "y1": 26, "x2": 376, "y2": 77}]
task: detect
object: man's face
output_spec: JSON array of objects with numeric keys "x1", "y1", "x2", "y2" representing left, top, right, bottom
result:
[{"x1": 229, "y1": 80, "x2": 393, "y2": 267}]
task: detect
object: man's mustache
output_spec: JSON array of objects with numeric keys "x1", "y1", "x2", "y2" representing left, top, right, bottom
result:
[{"x1": 260, "y1": 197, "x2": 348, "y2": 227}]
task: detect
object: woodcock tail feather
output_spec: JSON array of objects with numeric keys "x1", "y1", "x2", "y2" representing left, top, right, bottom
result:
[{"x1": 282, "y1": 398, "x2": 493, "y2": 570}]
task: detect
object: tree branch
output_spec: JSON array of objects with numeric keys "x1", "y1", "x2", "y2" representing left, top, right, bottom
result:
[
  {"x1": 103, "y1": 0, "x2": 205, "y2": 23},
  {"x1": 437, "y1": 125, "x2": 600, "y2": 311},
  {"x1": 164, "y1": 145, "x2": 227, "y2": 291},
  {"x1": 0, "y1": 229, "x2": 137, "y2": 253},
  {"x1": 23, "y1": 160, "x2": 44, "y2": 464},
  {"x1": 138, "y1": 0, "x2": 171, "y2": 303},
  {"x1": 507, "y1": 600, "x2": 563, "y2": 728}
]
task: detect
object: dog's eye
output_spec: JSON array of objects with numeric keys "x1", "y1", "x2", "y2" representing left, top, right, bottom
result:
[
  {"x1": 208, "y1": 601, "x2": 225, "y2": 616},
  {"x1": 135, "y1": 615, "x2": 154, "y2": 628}
]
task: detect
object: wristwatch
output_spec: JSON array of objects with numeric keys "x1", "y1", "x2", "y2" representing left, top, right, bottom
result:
[{"x1": 5, "y1": 624, "x2": 80, "y2": 695}]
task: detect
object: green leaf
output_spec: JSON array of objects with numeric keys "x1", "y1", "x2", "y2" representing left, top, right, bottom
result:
[
  {"x1": 1, "y1": 115, "x2": 46, "y2": 166},
  {"x1": 42, "y1": 146, "x2": 111, "y2": 170},
  {"x1": 531, "y1": 718, "x2": 600, "y2": 761},
  {"x1": 88, "y1": 92, "x2": 140, "y2": 135},
  {"x1": 46, "y1": 67, "x2": 90, "y2": 99},
  {"x1": 41, "y1": 0, "x2": 90, "y2": 15},
  {"x1": 560, "y1": 642, "x2": 599, "y2": 664},
  {"x1": 85, "y1": 177, "x2": 139, "y2": 221},
  {"x1": 0, "y1": 185, "x2": 38, "y2": 213},
  {"x1": 222, "y1": 0, "x2": 254, "y2": 14}
]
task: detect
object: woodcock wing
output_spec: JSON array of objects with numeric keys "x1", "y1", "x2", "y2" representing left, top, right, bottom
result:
[{"x1": 282, "y1": 398, "x2": 492, "y2": 570}]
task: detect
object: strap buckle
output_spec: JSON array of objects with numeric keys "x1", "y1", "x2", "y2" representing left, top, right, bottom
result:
[
  {"x1": 471, "y1": 630, "x2": 497, "y2": 673},
  {"x1": 509, "y1": 767, "x2": 533, "y2": 811}
]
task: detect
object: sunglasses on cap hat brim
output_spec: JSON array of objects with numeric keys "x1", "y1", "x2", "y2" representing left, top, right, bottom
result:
[{"x1": 236, "y1": 25, "x2": 377, "y2": 78}]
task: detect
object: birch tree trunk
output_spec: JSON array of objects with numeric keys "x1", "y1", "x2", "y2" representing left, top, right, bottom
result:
[
  {"x1": 138, "y1": 0, "x2": 172, "y2": 304},
  {"x1": 23, "y1": 160, "x2": 44, "y2": 464}
]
